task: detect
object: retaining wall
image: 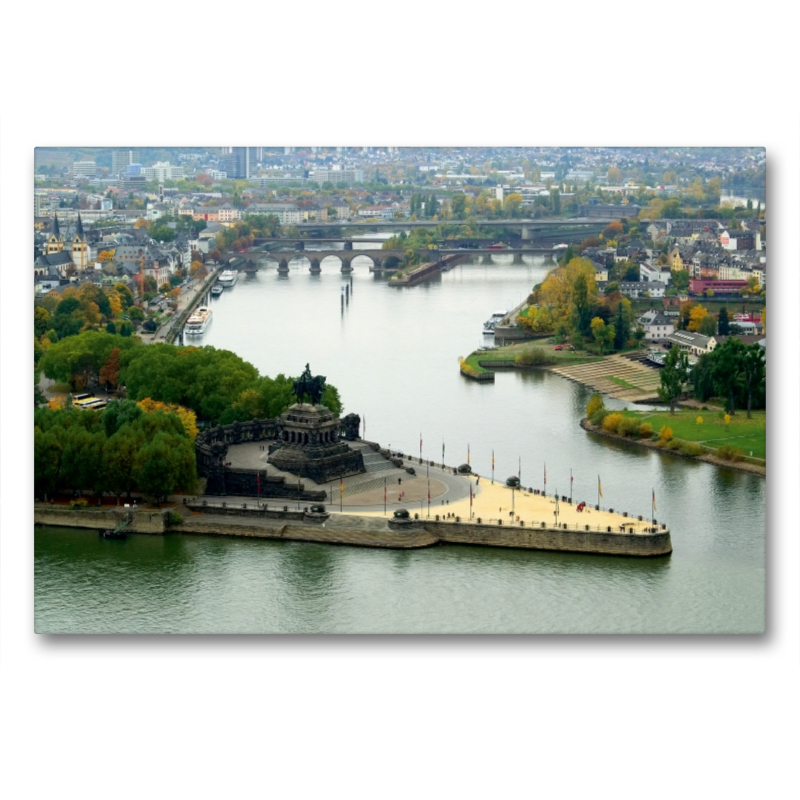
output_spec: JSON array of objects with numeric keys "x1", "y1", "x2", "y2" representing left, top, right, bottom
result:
[{"x1": 34, "y1": 506, "x2": 167, "y2": 534}]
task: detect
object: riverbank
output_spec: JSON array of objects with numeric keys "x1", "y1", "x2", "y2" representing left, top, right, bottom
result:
[{"x1": 580, "y1": 417, "x2": 766, "y2": 475}]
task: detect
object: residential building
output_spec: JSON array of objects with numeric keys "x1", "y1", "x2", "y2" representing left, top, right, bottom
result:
[
  {"x1": 311, "y1": 167, "x2": 364, "y2": 186},
  {"x1": 666, "y1": 330, "x2": 717, "y2": 357},
  {"x1": 637, "y1": 309, "x2": 675, "y2": 342}
]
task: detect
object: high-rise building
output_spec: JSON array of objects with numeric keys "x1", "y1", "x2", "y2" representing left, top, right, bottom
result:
[
  {"x1": 229, "y1": 147, "x2": 250, "y2": 179},
  {"x1": 112, "y1": 150, "x2": 140, "y2": 178}
]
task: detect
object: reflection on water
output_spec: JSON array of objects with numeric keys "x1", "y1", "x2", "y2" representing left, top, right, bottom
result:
[{"x1": 35, "y1": 258, "x2": 765, "y2": 634}]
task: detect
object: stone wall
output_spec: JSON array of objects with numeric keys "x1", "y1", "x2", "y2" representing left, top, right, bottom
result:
[
  {"x1": 424, "y1": 519, "x2": 672, "y2": 557},
  {"x1": 34, "y1": 506, "x2": 167, "y2": 534}
]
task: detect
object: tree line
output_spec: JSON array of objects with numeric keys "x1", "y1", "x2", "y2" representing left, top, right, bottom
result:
[
  {"x1": 38, "y1": 331, "x2": 343, "y2": 427},
  {"x1": 35, "y1": 400, "x2": 197, "y2": 504}
]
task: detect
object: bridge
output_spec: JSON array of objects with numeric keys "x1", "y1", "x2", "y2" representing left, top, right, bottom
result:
[
  {"x1": 234, "y1": 246, "x2": 562, "y2": 274},
  {"x1": 284, "y1": 217, "x2": 610, "y2": 239}
]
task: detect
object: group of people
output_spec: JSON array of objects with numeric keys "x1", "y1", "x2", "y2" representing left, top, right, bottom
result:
[{"x1": 576, "y1": 502, "x2": 590, "y2": 512}]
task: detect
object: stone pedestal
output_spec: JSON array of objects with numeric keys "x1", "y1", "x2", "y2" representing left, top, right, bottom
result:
[{"x1": 269, "y1": 404, "x2": 365, "y2": 483}]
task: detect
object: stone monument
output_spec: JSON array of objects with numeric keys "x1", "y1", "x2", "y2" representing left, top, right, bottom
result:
[{"x1": 268, "y1": 364, "x2": 365, "y2": 483}]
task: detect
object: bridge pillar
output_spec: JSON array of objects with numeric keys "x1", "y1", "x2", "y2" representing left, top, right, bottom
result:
[
  {"x1": 482, "y1": 254, "x2": 493, "y2": 265},
  {"x1": 521, "y1": 226, "x2": 531, "y2": 240},
  {"x1": 341, "y1": 258, "x2": 353, "y2": 274},
  {"x1": 278, "y1": 259, "x2": 290, "y2": 274},
  {"x1": 512, "y1": 253, "x2": 524, "y2": 265},
  {"x1": 343, "y1": 241, "x2": 353, "y2": 251},
  {"x1": 309, "y1": 258, "x2": 321, "y2": 274}
]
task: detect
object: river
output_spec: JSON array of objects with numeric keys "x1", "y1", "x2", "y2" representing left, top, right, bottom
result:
[{"x1": 34, "y1": 250, "x2": 765, "y2": 633}]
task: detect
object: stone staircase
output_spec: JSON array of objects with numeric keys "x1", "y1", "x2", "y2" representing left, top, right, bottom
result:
[{"x1": 550, "y1": 354, "x2": 663, "y2": 401}]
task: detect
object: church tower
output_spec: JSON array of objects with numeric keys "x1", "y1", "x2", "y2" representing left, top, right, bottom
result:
[
  {"x1": 45, "y1": 213, "x2": 64, "y2": 255},
  {"x1": 71, "y1": 213, "x2": 89, "y2": 270}
]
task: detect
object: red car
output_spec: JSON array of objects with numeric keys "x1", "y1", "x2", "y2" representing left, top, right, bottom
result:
[{"x1": 554, "y1": 345, "x2": 564, "y2": 351}]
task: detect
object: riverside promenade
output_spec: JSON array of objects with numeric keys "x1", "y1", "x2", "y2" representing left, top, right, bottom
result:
[{"x1": 176, "y1": 440, "x2": 672, "y2": 557}]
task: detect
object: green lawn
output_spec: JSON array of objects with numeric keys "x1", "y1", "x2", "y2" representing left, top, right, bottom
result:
[{"x1": 618, "y1": 409, "x2": 766, "y2": 460}]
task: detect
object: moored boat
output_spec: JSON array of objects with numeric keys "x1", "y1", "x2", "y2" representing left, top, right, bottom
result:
[
  {"x1": 218, "y1": 269, "x2": 238, "y2": 287},
  {"x1": 211, "y1": 283, "x2": 224, "y2": 296},
  {"x1": 186, "y1": 305, "x2": 212, "y2": 335}
]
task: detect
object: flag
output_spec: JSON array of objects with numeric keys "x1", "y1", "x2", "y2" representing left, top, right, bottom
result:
[
  {"x1": 652, "y1": 489, "x2": 656, "y2": 511},
  {"x1": 544, "y1": 463, "x2": 547, "y2": 486},
  {"x1": 420, "y1": 433, "x2": 423, "y2": 454},
  {"x1": 598, "y1": 475, "x2": 603, "y2": 498},
  {"x1": 469, "y1": 483, "x2": 473, "y2": 508},
  {"x1": 339, "y1": 479, "x2": 344, "y2": 498},
  {"x1": 492, "y1": 450, "x2": 495, "y2": 470},
  {"x1": 467, "y1": 444, "x2": 470, "y2": 465},
  {"x1": 570, "y1": 469, "x2": 573, "y2": 485}
]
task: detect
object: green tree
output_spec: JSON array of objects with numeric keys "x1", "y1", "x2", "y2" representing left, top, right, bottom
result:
[
  {"x1": 718, "y1": 307, "x2": 730, "y2": 335},
  {"x1": 590, "y1": 317, "x2": 615, "y2": 354},
  {"x1": 35, "y1": 306, "x2": 52, "y2": 338},
  {"x1": 740, "y1": 343, "x2": 766, "y2": 419},
  {"x1": 613, "y1": 297, "x2": 633, "y2": 350},
  {"x1": 657, "y1": 346, "x2": 690, "y2": 414},
  {"x1": 698, "y1": 314, "x2": 717, "y2": 336},
  {"x1": 712, "y1": 338, "x2": 747, "y2": 415}
]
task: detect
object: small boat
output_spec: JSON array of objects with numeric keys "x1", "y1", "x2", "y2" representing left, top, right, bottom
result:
[
  {"x1": 211, "y1": 284, "x2": 224, "y2": 296},
  {"x1": 483, "y1": 327, "x2": 495, "y2": 336},
  {"x1": 185, "y1": 305, "x2": 212, "y2": 335},
  {"x1": 100, "y1": 526, "x2": 127, "y2": 540}
]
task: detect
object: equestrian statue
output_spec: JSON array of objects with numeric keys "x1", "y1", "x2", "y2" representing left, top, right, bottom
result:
[{"x1": 292, "y1": 363, "x2": 327, "y2": 406}]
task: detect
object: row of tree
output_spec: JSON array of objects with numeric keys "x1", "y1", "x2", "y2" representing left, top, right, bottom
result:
[
  {"x1": 657, "y1": 338, "x2": 766, "y2": 417},
  {"x1": 35, "y1": 401, "x2": 197, "y2": 504},
  {"x1": 38, "y1": 331, "x2": 343, "y2": 426}
]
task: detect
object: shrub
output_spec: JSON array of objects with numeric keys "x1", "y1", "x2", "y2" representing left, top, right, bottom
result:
[
  {"x1": 617, "y1": 416, "x2": 640, "y2": 437},
  {"x1": 590, "y1": 409, "x2": 609, "y2": 427},
  {"x1": 658, "y1": 426, "x2": 673, "y2": 442},
  {"x1": 602, "y1": 413, "x2": 624, "y2": 433},
  {"x1": 666, "y1": 439, "x2": 681, "y2": 450},
  {"x1": 165, "y1": 511, "x2": 183, "y2": 527},
  {"x1": 716, "y1": 445, "x2": 744, "y2": 462},
  {"x1": 586, "y1": 393, "x2": 604, "y2": 417},
  {"x1": 679, "y1": 441, "x2": 703, "y2": 457},
  {"x1": 70, "y1": 497, "x2": 89, "y2": 510},
  {"x1": 638, "y1": 422, "x2": 653, "y2": 438},
  {"x1": 515, "y1": 348, "x2": 553, "y2": 366}
]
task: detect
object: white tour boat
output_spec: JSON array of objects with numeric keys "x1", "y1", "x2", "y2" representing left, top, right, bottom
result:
[
  {"x1": 218, "y1": 269, "x2": 238, "y2": 287},
  {"x1": 185, "y1": 305, "x2": 212, "y2": 335}
]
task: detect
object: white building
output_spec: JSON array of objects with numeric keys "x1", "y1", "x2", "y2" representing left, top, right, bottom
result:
[
  {"x1": 72, "y1": 159, "x2": 97, "y2": 178},
  {"x1": 141, "y1": 162, "x2": 184, "y2": 182}
]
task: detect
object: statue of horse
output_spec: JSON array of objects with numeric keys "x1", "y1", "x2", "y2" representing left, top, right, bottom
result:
[{"x1": 292, "y1": 364, "x2": 326, "y2": 406}]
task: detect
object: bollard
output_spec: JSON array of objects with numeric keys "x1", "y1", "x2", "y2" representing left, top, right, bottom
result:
[
  {"x1": 585, "y1": 525, "x2": 590, "y2": 531},
  {"x1": 623, "y1": 511, "x2": 628, "y2": 517},
  {"x1": 498, "y1": 519, "x2": 503, "y2": 525},
  {"x1": 607, "y1": 526, "x2": 611, "y2": 532}
]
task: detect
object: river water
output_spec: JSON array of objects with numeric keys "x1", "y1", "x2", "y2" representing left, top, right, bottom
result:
[{"x1": 34, "y1": 249, "x2": 766, "y2": 633}]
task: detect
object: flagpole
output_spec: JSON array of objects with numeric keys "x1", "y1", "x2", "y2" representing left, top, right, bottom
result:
[
  {"x1": 419, "y1": 432, "x2": 422, "y2": 464},
  {"x1": 442, "y1": 440, "x2": 445, "y2": 469},
  {"x1": 491, "y1": 449, "x2": 494, "y2": 485},
  {"x1": 570, "y1": 468, "x2": 573, "y2": 504},
  {"x1": 384, "y1": 477, "x2": 387, "y2": 516},
  {"x1": 427, "y1": 461, "x2": 430, "y2": 518}
]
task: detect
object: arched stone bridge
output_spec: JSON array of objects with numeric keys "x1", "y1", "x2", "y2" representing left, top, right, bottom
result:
[{"x1": 239, "y1": 249, "x2": 409, "y2": 273}]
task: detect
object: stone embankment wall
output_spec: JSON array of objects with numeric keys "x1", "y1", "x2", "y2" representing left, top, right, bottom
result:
[
  {"x1": 37, "y1": 506, "x2": 671, "y2": 556},
  {"x1": 427, "y1": 519, "x2": 672, "y2": 557},
  {"x1": 34, "y1": 506, "x2": 167, "y2": 534}
]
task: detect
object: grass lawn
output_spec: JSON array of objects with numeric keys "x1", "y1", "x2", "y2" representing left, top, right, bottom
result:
[
  {"x1": 618, "y1": 408, "x2": 766, "y2": 460},
  {"x1": 469, "y1": 341, "x2": 603, "y2": 367},
  {"x1": 607, "y1": 376, "x2": 645, "y2": 391}
]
